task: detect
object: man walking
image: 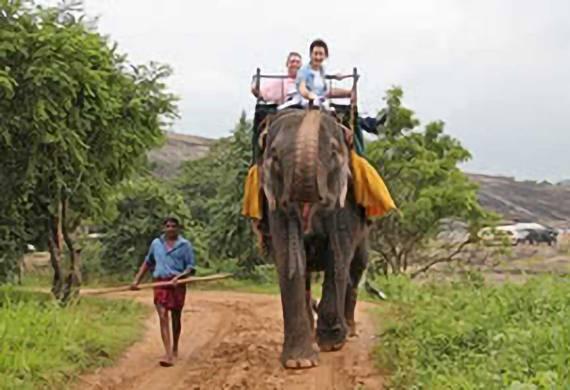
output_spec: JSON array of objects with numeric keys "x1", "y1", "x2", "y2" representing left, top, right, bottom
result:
[{"x1": 131, "y1": 217, "x2": 196, "y2": 367}]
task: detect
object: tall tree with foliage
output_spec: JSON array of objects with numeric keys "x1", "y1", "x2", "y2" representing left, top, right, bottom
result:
[
  {"x1": 0, "y1": 1, "x2": 177, "y2": 296},
  {"x1": 176, "y1": 112, "x2": 263, "y2": 273},
  {"x1": 367, "y1": 87, "x2": 495, "y2": 276},
  {"x1": 99, "y1": 177, "x2": 207, "y2": 276}
]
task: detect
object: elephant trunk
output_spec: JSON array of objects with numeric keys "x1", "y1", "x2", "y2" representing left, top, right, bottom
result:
[
  {"x1": 287, "y1": 211, "x2": 305, "y2": 280},
  {"x1": 291, "y1": 111, "x2": 321, "y2": 203}
]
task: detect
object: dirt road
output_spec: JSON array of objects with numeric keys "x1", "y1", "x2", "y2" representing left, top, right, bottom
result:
[{"x1": 78, "y1": 290, "x2": 384, "y2": 390}]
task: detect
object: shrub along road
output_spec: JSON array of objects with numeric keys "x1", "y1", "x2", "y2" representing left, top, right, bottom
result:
[{"x1": 0, "y1": 288, "x2": 146, "y2": 390}]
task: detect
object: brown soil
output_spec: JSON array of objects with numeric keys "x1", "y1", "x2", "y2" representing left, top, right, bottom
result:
[{"x1": 77, "y1": 290, "x2": 384, "y2": 390}]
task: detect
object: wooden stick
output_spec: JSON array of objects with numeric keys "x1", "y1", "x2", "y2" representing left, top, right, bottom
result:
[{"x1": 82, "y1": 273, "x2": 233, "y2": 296}]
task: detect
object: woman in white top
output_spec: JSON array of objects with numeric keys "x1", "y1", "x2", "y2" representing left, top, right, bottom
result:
[{"x1": 295, "y1": 39, "x2": 353, "y2": 108}]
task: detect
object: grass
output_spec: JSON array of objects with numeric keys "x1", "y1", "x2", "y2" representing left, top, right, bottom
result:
[
  {"x1": 0, "y1": 286, "x2": 148, "y2": 390},
  {"x1": 192, "y1": 278, "x2": 281, "y2": 295},
  {"x1": 374, "y1": 273, "x2": 570, "y2": 389},
  {"x1": 557, "y1": 236, "x2": 570, "y2": 256}
]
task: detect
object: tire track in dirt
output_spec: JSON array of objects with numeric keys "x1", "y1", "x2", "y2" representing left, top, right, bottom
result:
[{"x1": 78, "y1": 290, "x2": 384, "y2": 390}]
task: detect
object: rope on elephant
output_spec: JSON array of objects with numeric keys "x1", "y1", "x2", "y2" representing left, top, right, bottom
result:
[{"x1": 82, "y1": 273, "x2": 234, "y2": 296}]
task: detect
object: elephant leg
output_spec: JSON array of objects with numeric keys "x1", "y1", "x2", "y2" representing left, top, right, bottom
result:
[
  {"x1": 317, "y1": 213, "x2": 354, "y2": 352},
  {"x1": 345, "y1": 242, "x2": 368, "y2": 338},
  {"x1": 269, "y1": 210, "x2": 318, "y2": 369}
]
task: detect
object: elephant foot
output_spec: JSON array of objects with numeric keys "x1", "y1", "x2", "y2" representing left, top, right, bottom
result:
[
  {"x1": 281, "y1": 342, "x2": 319, "y2": 370},
  {"x1": 316, "y1": 323, "x2": 347, "y2": 352},
  {"x1": 284, "y1": 357, "x2": 319, "y2": 369},
  {"x1": 319, "y1": 340, "x2": 345, "y2": 352}
]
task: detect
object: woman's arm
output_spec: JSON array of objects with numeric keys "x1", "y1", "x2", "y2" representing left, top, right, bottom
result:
[
  {"x1": 299, "y1": 80, "x2": 317, "y2": 101},
  {"x1": 327, "y1": 87, "x2": 353, "y2": 99}
]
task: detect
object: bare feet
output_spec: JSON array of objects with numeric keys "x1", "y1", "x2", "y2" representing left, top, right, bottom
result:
[{"x1": 159, "y1": 356, "x2": 174, "y2": 367}]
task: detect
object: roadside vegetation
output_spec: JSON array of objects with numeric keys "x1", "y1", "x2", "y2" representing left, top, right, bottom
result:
[
  {"x1": 2, "y1": 2, "x2": 569, "y2": 389},
  {"x1": 374, "y1": 274, "x2": 570, "y2": 389},
  {"x1": 0, "y1": 287, "x2": 147, "y2": 390}
]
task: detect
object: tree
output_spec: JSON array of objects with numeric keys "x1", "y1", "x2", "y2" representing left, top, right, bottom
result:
[
  {"x1": 99, "y1": 177, "x2": 207, "y2": 276},
  {"x1": 176, "y1": 112, "x2": 263, "y2": 273},
  {"x1": 0, "y1": 1, "x2": 177, "y2": 296},
  {"x1": 367, "y1": 87, "x2": 496, "y2": 277}
]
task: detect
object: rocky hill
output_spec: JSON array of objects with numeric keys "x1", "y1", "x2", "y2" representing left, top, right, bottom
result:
[
  {"x1": 150, "y1": 132, "x2": 570, "y2": 226},
  {"x1": 148, "y1": 132, "x2": 215, "y2": 178},
  {"x1": 468, "y1": 174, "x2": 570, "y2": 227}
]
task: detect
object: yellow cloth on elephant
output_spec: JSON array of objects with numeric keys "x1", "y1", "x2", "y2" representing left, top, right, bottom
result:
[
  {"x1": 242, "y1": 165, "x2": 262, "y2": 220},
  {"x1": 241, "y1": 152, "x2": 396, "y2": 220},
  {"x1": 350, "y1": 150, "x2": 396, "y2": 218}
]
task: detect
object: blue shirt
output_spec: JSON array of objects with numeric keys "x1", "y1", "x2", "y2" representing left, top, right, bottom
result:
[
  {"x1": 144, "y1": 235, "x2": 196, "y2": 278},
  {"x1": 296, "y1": 64, "x2": 327, "y2": 97}
]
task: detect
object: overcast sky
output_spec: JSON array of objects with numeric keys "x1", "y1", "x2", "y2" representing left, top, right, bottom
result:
[{"x1": 82, "y1": 0, "x2": 569, "y2": 182}]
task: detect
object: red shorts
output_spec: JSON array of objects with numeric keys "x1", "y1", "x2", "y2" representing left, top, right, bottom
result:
[{"x1": 153, "y1": 277, "x2": 186, "y2": 310}]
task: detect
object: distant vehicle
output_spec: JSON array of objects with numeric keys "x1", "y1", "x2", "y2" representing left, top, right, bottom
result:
[
  {"x1": 513, "y1": 222, "x2": 548, "y2": 231},
  {"x1": 520, "y1": 227, "x2": 558, "y2": 246},
  {"x1": 478, "y1": 225, "x2": 526, "y2": 246}
]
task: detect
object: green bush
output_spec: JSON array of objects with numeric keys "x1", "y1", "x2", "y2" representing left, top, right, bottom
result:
[
  {"x1": 78, "y1": 238, "x2": 103, "y2": 284},
  {"x1": 175, "y1": 113, "x2": 264, "y2": 272},
  {"x1": 375, "y1": 275, "x2": 570, "y2": 389},
  {"x1": 100, "y1": 177, "x2": 208, "y2": 277},
  {"x1": 0, "y1": 287, "x2": 147, "y2": 389}
]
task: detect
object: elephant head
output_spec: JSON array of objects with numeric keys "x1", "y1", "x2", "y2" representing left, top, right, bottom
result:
[{"x1": 262, "y1": 109, "x2": 351, "y2": 226}]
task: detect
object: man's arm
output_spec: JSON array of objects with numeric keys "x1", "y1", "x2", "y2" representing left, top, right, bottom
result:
[
  {"x1": 172, "y1": 244, "x2": 196, "y2": 285},
  {"x1": 251, "y1": 83, "x2": 261, "y2": 98},
  {"x1": 131, "y1": 240, "x2": 155, "y2": 289},
  {"x1": 130, "y1": 261, "x2": 149, "y2": 290},
  {"x1": 251, "y1": 75, "x2": 261, "y2": 98},
  {"x1": 325, "y1": 73, "x2": 353, "y2": 99}
]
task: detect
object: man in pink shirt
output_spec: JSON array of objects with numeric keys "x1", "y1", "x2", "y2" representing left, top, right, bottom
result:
[{"x1": 252, "y1": 52, "x2": 302, "y2": 104}]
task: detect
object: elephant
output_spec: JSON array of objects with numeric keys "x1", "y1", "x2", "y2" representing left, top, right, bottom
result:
[{"x1": 260, "y1": 108, "x2": 370, "y2": 369}]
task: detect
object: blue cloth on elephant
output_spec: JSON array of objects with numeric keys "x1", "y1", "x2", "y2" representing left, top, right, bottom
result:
[
  {"x1": 353, "y1": 116, "x2": 379, "y2": 155},
  {"x1": 359, "y1": 116, "x2": 379, "y2": 135}
]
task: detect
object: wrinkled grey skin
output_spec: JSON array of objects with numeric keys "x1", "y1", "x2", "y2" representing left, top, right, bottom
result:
[{"x1": 261, "y1": 109, "x2": 369, "y2": 368}]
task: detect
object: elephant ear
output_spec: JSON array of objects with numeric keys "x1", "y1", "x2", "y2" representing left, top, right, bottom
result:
[
  {"x1": 262, "y1": 158, "x2": 277, "y2": 211},
  {"x1": 338, "y1": 163, "x2": 350, "y2": 208},
  {"x1": 316, "y1": 160, "x2": 330, "y2": 205},
  {"x1": 337, "y1": 140, "x2": 351, "y2": 208}
]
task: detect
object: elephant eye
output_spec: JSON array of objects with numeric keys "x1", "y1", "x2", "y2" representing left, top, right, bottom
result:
[
  {"x1": 272, "y1": 158, "x2": 280, "y2": 170},
  {"x1": 271, "y1": 158, "x2": 283, "y2": 178},
  {"x1": 330, "y1": 139, "x2": 340, "y2": 150},
  {"x1": 331, "y1": 147, "x2": 344, "y2": 164}
]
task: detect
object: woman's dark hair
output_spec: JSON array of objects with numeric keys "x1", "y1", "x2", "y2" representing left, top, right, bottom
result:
[
  {"x1": 163, "y1": 216, "x2": 180, "y2": 227},
  {"x1": 309, "y1": 39, "x2": 328, "y2": 57}
]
